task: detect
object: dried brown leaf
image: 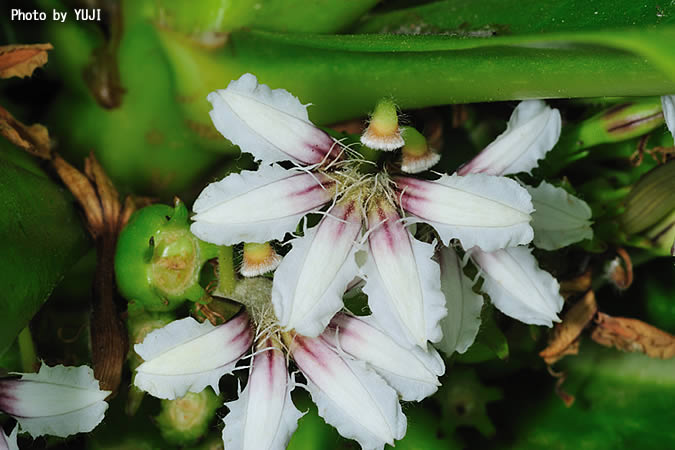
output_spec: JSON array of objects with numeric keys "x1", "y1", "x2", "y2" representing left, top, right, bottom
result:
[
  {"x1": 0, "y1": 105, "x2": 51, "y2": 159},
  {"x1": 540, "y1": 291, "x2": 597, "y2": 365},
  {"x1": 52, "y1": 153, "x2": 128, "y2": 393},
  {"x1": 0, "y1": 43, "x2": 53, "y2": 79},
  {"x1": 559, "y1": 270, "x2": 593, "y2": 298},
  {"x1": 592, "y1": 312, "x2": 675, "y2": 359},
  {"x1": 606, "y1": 248, "x2": 633, "y2": 290},
  {"x1": 84, "y1": 153, "x2": 120, "y2": 234},
  {"x1": 52, "y1": 154, "x2": 104, "y2": 233}
]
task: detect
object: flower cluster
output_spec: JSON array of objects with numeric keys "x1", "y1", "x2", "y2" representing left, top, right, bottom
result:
[{"x1": 129, "y1": 74, "x2": 593, "y2": 449}]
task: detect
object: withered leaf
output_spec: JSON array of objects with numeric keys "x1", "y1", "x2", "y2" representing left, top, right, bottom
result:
[
  {"x1": 606, "y1": 248, "x2": 633, "y2": 290},
  {"x1": 0, "y1": 43, "x2": 53, "y2": 79},
  {"x1": 51, "y1": 153, "x2": 128, "y2": 394},
  {"x1": 0, "y1": 105, "x2": 51, "y2": 159},
  {"x1": 540, "y1": 290, "x2": 597, "y2": 365},
  {"x1": 52, "y1": 154, "x2": 104, "y2": 233},
  {"x1": 592, "y1": 312, "x2": 675, "y2": 359},
  {"x1": 559, "y1": 271, "x2": 592, "y2": 298}
]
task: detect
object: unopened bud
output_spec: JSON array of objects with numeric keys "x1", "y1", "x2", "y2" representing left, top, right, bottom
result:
[
  {"x1": 602, "y1": 101, "x2": 664, "y2": 139},
  {"x1": 620, "y1": 160, "x2": 675, "y2": 234},
  {"x1": 361, "y1": 98, "x2": 404, "y2": 151},
  {"x1": 643, "y1": 209, "x2": 675, "y2": 257},
  {"x1": 400, "y1": 126, "x2": 441, "y2": 173},
  {"x1": 241, "y1": 242, "x2": 282, "y2": 277},
  {"x1": 577, "y1": 99, "x2": 664, "y2": 147},
  {"x1": 155, "y1": 390, "x2": 221, "y2": 445}
]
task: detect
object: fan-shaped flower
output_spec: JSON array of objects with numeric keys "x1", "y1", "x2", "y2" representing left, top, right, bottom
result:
[
  {"x1": 453, "y1": 100, "x2": 593, "y2": 328},
  {"x1": 133, "y1": 279, "x2": 444, "y2": 450},
  {"x1": 0, "y1": 363, "x2": 110, "y2": 439},
  {"x1": 191, "y1": 74, "x2": 536, "y2": 349}
]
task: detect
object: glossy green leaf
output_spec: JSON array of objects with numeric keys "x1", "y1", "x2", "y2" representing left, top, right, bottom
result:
[
  {"x1": 159, "y1": 24, "x2": 675, "y2": 132},
  {"x1": 0, "y1": 143, "x2": 89, "y2": 356},
  {"x1": 355, "y1": 0, "x2": 675, "y2": 36},
  {"x1": 146, "y1": 0, "x2": 380, "y2": 35}
]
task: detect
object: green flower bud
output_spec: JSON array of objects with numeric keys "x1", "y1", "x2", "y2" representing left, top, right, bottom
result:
[
  {"x1": 155, "y1": 390, "x2": 221, "y2": 445},
  {"x1": 115, "y1": 200, "x2": 219, "y2": 312},
  {"x1": 644, "y1": 209, "x2": 675, "y2": 257},
  {"x1": 577, "y1": 99, "x2": 665, "y2": 147},
  {"x1": 619, "y1": 160, "x2": 675, "y2": 235}
]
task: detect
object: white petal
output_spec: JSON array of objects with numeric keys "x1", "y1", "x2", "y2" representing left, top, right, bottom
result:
[
  {"x1": 436, "y1": 246, "x2": 483, "y2": 355},
  {"x1": 191, "y1": 165, "x2": 334, "y2": 245},
  {"x1": 323, "y1": 313, "x2": 444, "y2": 402},
  {"x1": 222, "y1": 344, "x2": 303, "y2": 450},
  {"x1": 526, "y1": 181, "x2": 593, "y2": 250},
  {"x1": 291, "y1": 335, "x2": 406, "y2": 450},
  {"x1": 471, "y1": 246, "x2": 563, "y2": 327},
  {"x1": 1, "y1": 425, "x2": 18, "y2": 450},
  {"x1": 0, "y1": 363, "x2": 110, "y2": 438},
  {"x1": 362, "y1": 200, "x2": 446, "y2": 348},
  {"x1": 272, "y1": 199, "x2": 362, "y2": 337},
  {"x1": 458, "y1": 100, "x2": 561, "y2": 176},
  {"x1": 661, "y1": 96, "x2": 675, "y2": 141},
  {"x1": 397, "y1": 174, "x2": 534, "y2": 252},
  {"x1": 208, "y1": 73, "x2": 338, "y2": 165},
  {"x1": 134, "y1": 314, "x2": 252, "y2": 399}
]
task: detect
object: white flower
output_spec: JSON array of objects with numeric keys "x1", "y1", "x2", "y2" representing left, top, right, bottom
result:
[
  {"x1": 455, "y1": 100, "x2": 586, "y2": 327},
  {"x1": 526, "y1": 181, "x2": 593, "y2": 250},
  {"x1": 435, "y1": 246, "x2": 483, "y2": 356},
  {"x1": 470, "y1": 246, "x2": 563, "y2": 327},
  {"x1": 134, "y1": 307, "x2": 442, "y2": 450},
  {"x1": 1, "y1": 424, "x2": 18, "y2": 450},
  {"x1": 661, "y1": 95, "x2": 675, "y2": 141},
  {"x1": 457, "y1": 100, "x2": 561, "y2": 176},
  {"x1": 191, "y1": 74, "x2": 536, "y2": 348},
  {"x1": 0, "y1": 363, "x2": 110, "y2": 438}
]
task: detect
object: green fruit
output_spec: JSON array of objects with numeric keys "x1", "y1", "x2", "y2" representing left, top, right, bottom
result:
[{"x1": 115, "y1": 200, "x2": 218, "y2": 312}]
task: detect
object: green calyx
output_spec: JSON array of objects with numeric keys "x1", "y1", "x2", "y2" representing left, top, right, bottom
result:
[{"x1": 115, "y1": 199, "x2": 219, "y2": 312}]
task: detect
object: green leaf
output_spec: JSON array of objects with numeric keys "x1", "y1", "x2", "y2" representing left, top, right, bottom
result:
[
  {"x1": 0, "y1": 143, "x2": 90, "y2": 356},
  {"x1": 158, "y1": 22, "x2": 675, "y2": 130},
  {"x1": 505, "y1": 342, "x2": 675, "y2": 449},
  {"x1": 355, "y1": 0, "x2": 675, "y2": 36},
  {"x1": 142, "y1": 0, "x2": 380, "y2": 35}
]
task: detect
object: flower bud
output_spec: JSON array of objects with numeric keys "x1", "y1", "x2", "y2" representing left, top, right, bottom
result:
[
  {"x1": 115, "y1": 199, "x2": 219, "y2": 312},
  {"x1": 155, "y1": 390, "x2": 221, "y2": 445},
  {"x1": 578, "y1": 99, "x2": 664, "y2": 147},
  {"x1": 644, "y1": 209, "x2": 675, "y2": 257},
  {"x1": 619, "y1": 160, "x2": 675, "y2": 235}
]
